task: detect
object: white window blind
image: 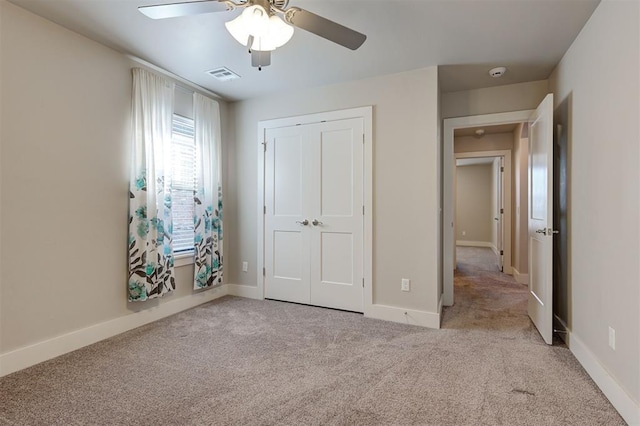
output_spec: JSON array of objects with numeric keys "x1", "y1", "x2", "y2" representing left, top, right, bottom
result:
[{"x1": 171, "y1": 114, "x2": 196, "y2": 253}]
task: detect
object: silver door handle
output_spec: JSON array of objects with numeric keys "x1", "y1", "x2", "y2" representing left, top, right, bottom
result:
[
  {"x1": 296, "y1": 219, "x2": 309, "y2": 226},
  {"x1": 312, "y1": 219, "x2": 323, "y2": 226},
  {"x1": 536, "y1": 228, "x2": 559, "y2": 235}
]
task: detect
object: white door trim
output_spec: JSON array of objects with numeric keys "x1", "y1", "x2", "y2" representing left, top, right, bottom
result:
[
  {"x1": 455, "y1": 150, "x2": 512, "y2": 275},
  {"x1": 443, "y1": 110, "x2": 533, "y2": 306},
  {"x1": 257, "y1": 106, "x2": 373, "y2": 314}
]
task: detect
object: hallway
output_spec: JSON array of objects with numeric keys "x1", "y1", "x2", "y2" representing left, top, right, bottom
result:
[{"x1": 442, "y1": 246, "x2": 533, "y2": 333}]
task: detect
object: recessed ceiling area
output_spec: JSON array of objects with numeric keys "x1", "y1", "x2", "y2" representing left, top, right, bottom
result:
[
  {"x1": 6, "y1": 0, "x2": 601, "y2": 101},
  {"x1": 454, "y1": 123, "x2": 520, "y2": 138},
  {"x1": 456, "y1": 158, "x2": 496, "y2": 167}
]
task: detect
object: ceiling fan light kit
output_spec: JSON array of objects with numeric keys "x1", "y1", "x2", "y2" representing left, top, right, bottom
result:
[
  {"x1": 139, "y1": 0, "x2": 367, "y2": 70},
  {"x1": 225, "y1": 6, "x2": 294, "y2": 52}
]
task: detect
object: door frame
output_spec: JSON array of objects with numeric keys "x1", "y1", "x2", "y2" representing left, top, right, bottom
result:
[
  {"x1": 443, "y1": 110, "x2": 533, "y2": 306},
  {"x1": 454, "y1": 151, "x2": 512, "y2": 273},
  {"x1": 257, "y1": 106, "x2": 374, "y2": 314}
]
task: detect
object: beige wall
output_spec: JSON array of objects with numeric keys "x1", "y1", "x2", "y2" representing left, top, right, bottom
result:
[
  {"x1": 455, "y1": 164, "x2": 492, "y2": 243},
  {"x1": 442, "y1": 80, "x2": 548, "y2": 119},
  {"x1": 0, "y1": 1, "x2": 230, "y2": 354},
  {"x1": 549, "y1": 0, "x2": 639, "y2": 404},
  {"x1": 454, "y1": 133, "x2": 514, "y2": 154},
  {"x1": 229, "y1": 67, "x2": 440, "y2": 313},
  {"x1": 512, "y1": 124, "x2": 528, "y2": 275}
]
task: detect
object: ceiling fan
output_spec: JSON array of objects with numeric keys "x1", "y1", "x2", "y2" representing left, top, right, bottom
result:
[{"x1": 139, "y1": 0, "x2": 367, "y2": 70}]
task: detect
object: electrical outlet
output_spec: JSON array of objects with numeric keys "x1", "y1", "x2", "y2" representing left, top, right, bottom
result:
[
  {"x1": 401, "y1": 278, "x2": 410, "y2": 292},
  {"x1": 608, "y1": 326, "x2": 616, "y2": 350},
  {"x1": 242, "y1": 261, "x2": 248, "y2": 272}
]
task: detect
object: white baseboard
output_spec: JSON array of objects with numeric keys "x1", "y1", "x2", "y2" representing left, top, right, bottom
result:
[
  {"x1": 366, "y1": 304, "x2": 440, "y2": 329},
  {"x1": 456, "y1": 240, "x2": 493, "y2": 248},
  {"x1": 226, "y1": 283, "x2": 263, "y2": 299},
  {"x1": 512, "y1": 268, "x2": 529, "y2": 285},
  {"x1": 562, "y1": 326, "x2": 639, "y2": 425},
  {"x1": 0, "y1": 285, "x2": 230, "y2": 377}
]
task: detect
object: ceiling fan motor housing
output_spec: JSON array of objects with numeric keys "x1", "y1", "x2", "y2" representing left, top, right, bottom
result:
[{"x1": 271, "y1": 0, "x2": 288, "y2": 10}]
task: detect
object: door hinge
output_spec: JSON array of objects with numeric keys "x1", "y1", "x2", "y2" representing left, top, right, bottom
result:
[
  {"x1": 500, "y1": 250, "x2": 504, "y2": 255},
  {"x1": 262, "y1": 141, "x2": 267, "y2": 152},
  {"x1": 500, "y1": 166, "x2": 504, "y2": 172},
  {"x1": 264, "y1": 205, "x2": 266, "y2": 214},
  {"x1": 362, "y1": 205, "x2": 365, "y2": 215},
  {"x1": 362, "y1": 278, "x2": 364, "y2": 288},
  {"x1": 263, "y1": 267, "x2": 265, "y2": 276},
  {"x1": 362, "y1": 134, "x2": 365, "y2": 144},
  {"x1": 500, "y1": 208, "x2": 504, "y2": 214}
]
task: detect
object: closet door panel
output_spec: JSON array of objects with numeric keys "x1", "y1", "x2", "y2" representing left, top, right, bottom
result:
[
  {"x1": 309, "y1": 118, "x2": 364, "y2": 312},
  {"x1": 264, "y1": 126, "x2": 311, "y2": 304}
]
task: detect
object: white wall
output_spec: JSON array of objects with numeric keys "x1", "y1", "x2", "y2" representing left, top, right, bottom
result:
[
  {"x1": 442, "y1": 80, "x2": 548, "y2": 119},
  {"x1": 455, "y1": 164, "x2": 492, "y2": 244},
  {"x1": 0, "y1": 1, "x2": 230, "y2": 365},
  {"x1": 549, "y1": 0, "x2": 639, "y2": 419},
  {"x1": 229, "y1": 67, "x2": 441, "y2": 315}
]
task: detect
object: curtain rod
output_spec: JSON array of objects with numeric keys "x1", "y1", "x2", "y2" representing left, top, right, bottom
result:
[{"x1": 126, "y1": 54, "x2": 224, "y2": 101}]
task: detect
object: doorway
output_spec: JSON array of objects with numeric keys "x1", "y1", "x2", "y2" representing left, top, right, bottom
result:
[
  {"x1": 443, "y1": 110, "x2": 533, "y2": 307},
  {"x1": 455, "y1": 152, "x2": 511, "y2": 275},
  {"x1": 443, "y1": 95, "x2": 556, "y2": 344}
]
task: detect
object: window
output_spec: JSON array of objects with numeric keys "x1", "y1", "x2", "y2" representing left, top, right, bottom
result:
[{"x1": 171, "y1": 114, "x2": 196, "y2": 254}]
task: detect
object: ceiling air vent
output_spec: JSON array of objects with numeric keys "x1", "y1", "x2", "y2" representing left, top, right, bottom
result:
[{"x1": 206, "y1": 67, "x2": 240, "y2": 82}]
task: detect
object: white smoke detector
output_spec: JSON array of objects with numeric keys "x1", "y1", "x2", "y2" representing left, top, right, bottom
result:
[{"x1": 489, "y1": 66, "x2": 507, "y2": 78}]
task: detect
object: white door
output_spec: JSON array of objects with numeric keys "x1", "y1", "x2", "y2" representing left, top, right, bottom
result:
[
  {"x1": 496, "y1": 157, "x2": 504, "y2": 272},
  {"x1": 264, "y1": 125, "x2": 311, "y2": 304},
  {"x1": 308, "y1": 119, "x2": 364, "y2": 312},
  {"x1": 528, "y1": 93, "x2": 554, "y2": 345},
  {"x1": 264, "y1": 118, "x2": 364, "y2": 312}
]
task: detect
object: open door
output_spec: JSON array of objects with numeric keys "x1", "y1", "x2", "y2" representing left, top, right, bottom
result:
[
  {"x1": 528, "y1": 93, "x2": 555, "y2": 344},
  {"x1": 496, "y1": 157, "x2": 505, "y2": 272}
]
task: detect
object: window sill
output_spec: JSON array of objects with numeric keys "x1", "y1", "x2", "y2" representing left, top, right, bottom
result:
[{"x1": 175, "y1": 251, "x2": 195, "y2": 268}]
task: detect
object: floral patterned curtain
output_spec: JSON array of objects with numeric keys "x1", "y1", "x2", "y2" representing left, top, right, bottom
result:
[
  {"x1": 128, "y1": 68, "x2": 176, "y2": 301},
  {"x1": 193, "y1": 93, "x2": 223, "y2": 289}
]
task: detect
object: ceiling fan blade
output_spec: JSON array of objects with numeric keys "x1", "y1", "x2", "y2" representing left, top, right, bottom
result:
[
  {"x1": 285, "y1": 7, "x2": 366, "y2": 50},
  {"x1": 139, "y1": 0, "x2": 231, "y2": 20}
]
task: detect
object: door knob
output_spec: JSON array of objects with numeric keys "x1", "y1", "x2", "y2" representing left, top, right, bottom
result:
[
  {"x1": 296, "y1": 219, "x2": 309, "y2": 226},
  {"x1": 312, "y1": 219, "x2": 323, "y2": 226},
  {"x1": 536, "y1": 228, "x2": 559, "y2": 236}
]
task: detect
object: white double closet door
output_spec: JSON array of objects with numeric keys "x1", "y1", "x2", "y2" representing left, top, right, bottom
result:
[{"x1": 264, "y1": 118, "x2": 364, "y2": 312}]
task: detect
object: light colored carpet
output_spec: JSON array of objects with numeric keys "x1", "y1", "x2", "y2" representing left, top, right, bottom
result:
[{"x1": 0, "y1": 247, "x2": 625, "y2": 425}]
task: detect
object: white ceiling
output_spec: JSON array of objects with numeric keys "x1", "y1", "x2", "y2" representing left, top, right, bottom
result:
[{"x1": 8, "y1": 0, "x2": 600, "y2": 101}]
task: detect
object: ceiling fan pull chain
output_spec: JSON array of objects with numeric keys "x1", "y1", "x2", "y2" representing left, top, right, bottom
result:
[{"x1": 247, "y1": 35, "x2": 254, "y2": 53}]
